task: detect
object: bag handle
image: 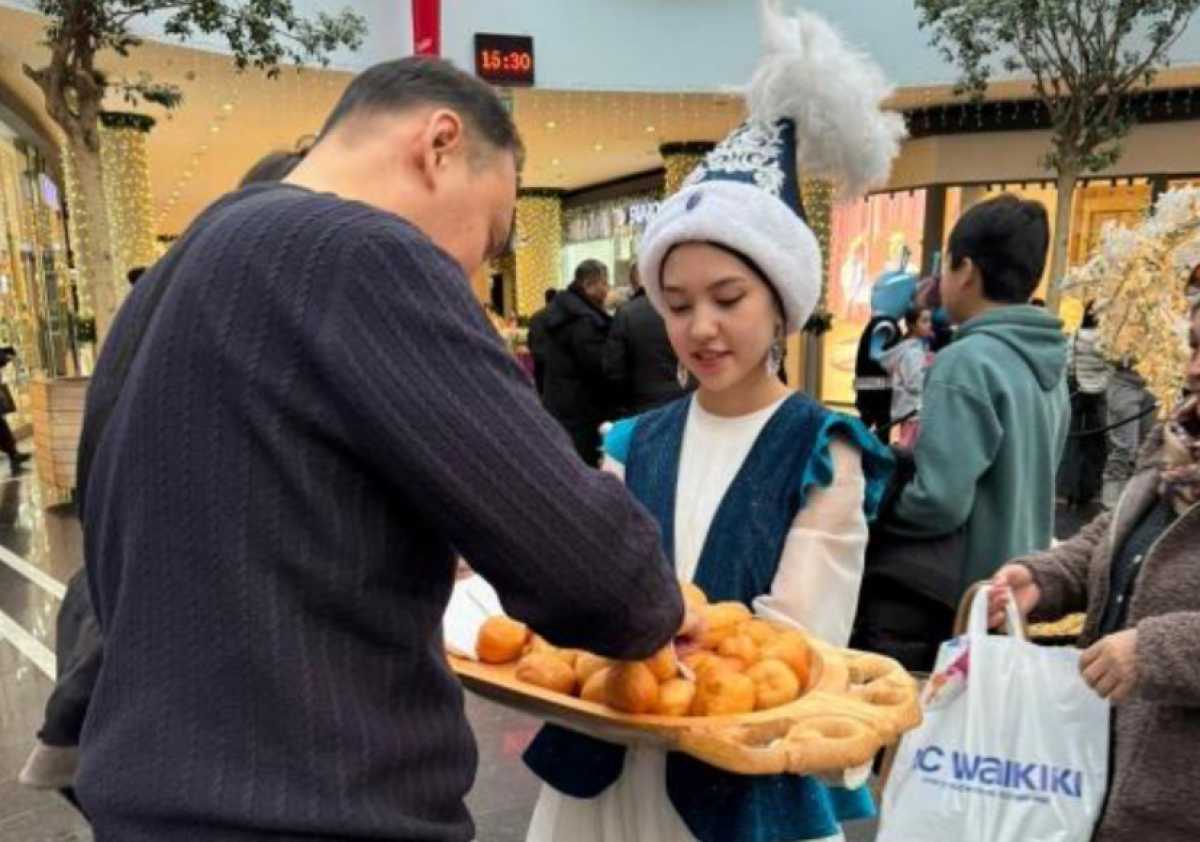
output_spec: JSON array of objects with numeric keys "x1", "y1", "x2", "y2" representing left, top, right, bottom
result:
[{"x1": 967, "y1": 584, "x2": 1026, "y2": 642}]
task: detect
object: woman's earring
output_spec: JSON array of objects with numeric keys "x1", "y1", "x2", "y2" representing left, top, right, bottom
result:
[
  {"x1": 677, "y1": 362, "x2": 691, "y2": 389},
  {"x1": 765, "y1": 327, "x2": 784, "y2": 377}
]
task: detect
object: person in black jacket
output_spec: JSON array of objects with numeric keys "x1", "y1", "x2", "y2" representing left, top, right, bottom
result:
[
  {"x1": 527, "y1": 288, "x2": 557, "y2": 397},
  {"x1": 543, "y1": 259, "x2": 613, "y2": 465},
  {"x1": 603, "y1": 264, "x2": 689, "y2": 415}
]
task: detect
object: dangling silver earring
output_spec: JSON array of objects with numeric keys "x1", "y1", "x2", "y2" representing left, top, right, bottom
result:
[
  {"x1": 677, "y1": 362, "x2": 691, "y2": 389},
  {"x1": 765, "y1": 327, "x2": 784, "y2": 377}
]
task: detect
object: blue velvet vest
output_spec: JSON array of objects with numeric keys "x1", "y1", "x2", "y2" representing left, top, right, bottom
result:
[{"x1": 524, "y1": 394, "x2": 892, "y2": 842}]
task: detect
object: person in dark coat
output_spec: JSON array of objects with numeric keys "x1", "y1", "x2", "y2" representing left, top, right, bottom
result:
[
  {"x1": 0, "y1": 347, "x2": 29, "y2": 474},
  {"x1": 603, "y1": 264, "x2": 690, "y2": 415},
  {"x1": 543, "y1": 259, "x2": 613, "y2": 465},
  {"x1": 527, "y1": 288, "x2": 557, "y2": 397}
]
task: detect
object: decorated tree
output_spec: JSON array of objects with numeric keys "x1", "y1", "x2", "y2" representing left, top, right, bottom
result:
[
  {"x1": 1068, "y1": 188, "x2": 1199, "y2": 413},
  {"x1": 23, "y1": 0, "x2": 366, "y2": 341},
  {"x1": 914, "y1": 0, "x2": 1200, "y2": 312}
]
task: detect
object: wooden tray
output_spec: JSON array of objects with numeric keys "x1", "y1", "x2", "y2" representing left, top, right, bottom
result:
[{"x1": 450, "y1": 640, "x2": 921, "y2": 776}]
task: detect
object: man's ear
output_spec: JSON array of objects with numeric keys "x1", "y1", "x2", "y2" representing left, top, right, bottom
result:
[{"x1": 414, "y1": 109, "x2": 467, "y2": 188}]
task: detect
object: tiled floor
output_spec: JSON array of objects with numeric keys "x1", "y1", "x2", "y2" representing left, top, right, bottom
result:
[{"x1": 1, "y1": 462, "x2": 1111, "y2": 840}]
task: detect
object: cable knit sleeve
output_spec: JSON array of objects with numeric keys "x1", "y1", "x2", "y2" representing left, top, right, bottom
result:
[
  {"x1": 753, "y1": 437, "x2": 868, "y2": 647},
  {"x1": 312, "y1": 223, "x2": 681, "y2": 660}
]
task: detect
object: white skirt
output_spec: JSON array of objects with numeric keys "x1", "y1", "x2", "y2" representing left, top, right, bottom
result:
[{"x1": 525, "y1": 745, "x2": 845, "y2": 842}]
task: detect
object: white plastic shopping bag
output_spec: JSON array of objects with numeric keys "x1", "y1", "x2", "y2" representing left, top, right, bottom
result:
[{"x1": 877, "y1": 588, "x2": 1110, "y2": 842}]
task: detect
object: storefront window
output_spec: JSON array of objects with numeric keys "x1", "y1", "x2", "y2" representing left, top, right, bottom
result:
[
  {"x1": 945, "y1": 180, "x2": 1151, "y2": 328},
  {"x1": 0, "y1": 130, "x2": 74, "y2": 430},
  {"x1": 562, "y1": 193, "x2": 660, "y2": 298},
  {"x1": 822, "y1": 190, "x2": 927, "y2": 406}
]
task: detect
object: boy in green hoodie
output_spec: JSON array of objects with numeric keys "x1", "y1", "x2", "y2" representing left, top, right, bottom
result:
[{"x1": 890, "y1": 194, "x2": 1069, "y2": 612}]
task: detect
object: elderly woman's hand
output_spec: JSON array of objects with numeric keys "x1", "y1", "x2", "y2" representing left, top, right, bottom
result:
[
  {"x1": 1081, "y1": 629, "x2": 1140, "y2": 703},
  {"x1": 988, "y1": 565, "x2": 1041, "y2": 629}
]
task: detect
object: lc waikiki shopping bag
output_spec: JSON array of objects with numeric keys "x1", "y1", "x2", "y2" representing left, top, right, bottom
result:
[{"x1": 877, "y1": 589, "x2": 1110, "y2": 842}]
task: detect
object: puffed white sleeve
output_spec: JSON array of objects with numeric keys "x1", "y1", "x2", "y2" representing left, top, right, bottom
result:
[{"x1": 752, "y1": 436, "x2": 869, "y2": 647}]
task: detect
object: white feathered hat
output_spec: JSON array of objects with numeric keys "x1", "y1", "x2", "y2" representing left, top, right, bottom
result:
[{"x1": 639, "y1": 1, "x2": 907, "y2": 333}]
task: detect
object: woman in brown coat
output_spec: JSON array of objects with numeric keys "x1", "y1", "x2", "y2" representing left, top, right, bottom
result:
[{"x1": 990, "y1": 299, "x2": 1200, "y2": 842}]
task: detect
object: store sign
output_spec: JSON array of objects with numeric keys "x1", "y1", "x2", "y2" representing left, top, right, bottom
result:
[
  {"x1": 627, "y1": 200, "x2": 661, "y2": 226},
  {"x1": 475, "y1": 34, "x2": 535, "y2": 87},
  {"x1": 566, "y1": 196, "x2": 662, "y2": 243}
]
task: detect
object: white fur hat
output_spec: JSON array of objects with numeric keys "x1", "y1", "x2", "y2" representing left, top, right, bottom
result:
[
  {"x1": 639, "y1": 177, "x2": 820, "y2": 333},
  {"x1": 639, "y1": 1, "x2": 906, "y2": 335}
]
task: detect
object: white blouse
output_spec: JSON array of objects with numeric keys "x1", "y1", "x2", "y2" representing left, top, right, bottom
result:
[
  {"x1": 527, "y1": 398, "x2": 871, "y2": 842},
  {"x1": 606, "y1": 396, "x2": 869, "y2": 646}
]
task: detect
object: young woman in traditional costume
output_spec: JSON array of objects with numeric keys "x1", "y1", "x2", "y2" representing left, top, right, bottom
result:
[{"x1": 523, "y1": 4, "x2": 905, "y2": 841}]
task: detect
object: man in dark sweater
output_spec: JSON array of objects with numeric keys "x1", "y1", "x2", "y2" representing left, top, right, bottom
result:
[{"x1": 75, "y1": 58, "x2": 683, "y2": 841}]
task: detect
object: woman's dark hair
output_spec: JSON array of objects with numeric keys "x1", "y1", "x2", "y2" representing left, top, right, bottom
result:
[
  {"x1": 661, "y1": 241, "x2": 786, "y2": 321},
  {"x1": 947, "y1": 194, "x2": 1050, "y2": 304},
  {"x1": 1081, "y1": 300, "x2": 1099, "y2": 329},
  {"x1": 320, "y1": 56, "x2": 522, "y2": 167},
  {"x1": 904, "y1": 307, "x2": 930, "y2": 332}
]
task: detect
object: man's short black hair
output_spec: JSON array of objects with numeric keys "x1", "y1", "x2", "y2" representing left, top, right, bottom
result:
[
  {"x1": 948, "y1": 194, "x2": 1050, "y2": 304},
  {"x1": 320, "y1": 57, "x2": 522, "y2": 166},
  {"x1": 544, "y1": 289, "x2": 558, "y2": 305},
  {"x1": 573, "y1": 259, "x2": 608, "y2": 287}
]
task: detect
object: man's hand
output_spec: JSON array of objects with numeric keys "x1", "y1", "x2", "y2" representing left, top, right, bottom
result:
[
  {"x1": 988, "y1": 565, "x2": 1041, "y2": 629},
  {"x1": 1081, "y1": 629, "x2": 1140, "y2": 704}
]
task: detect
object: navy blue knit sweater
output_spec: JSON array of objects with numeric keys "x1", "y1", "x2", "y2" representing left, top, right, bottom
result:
[{"x1": 76, "y1": 184, "x2": 682, "y2": 841}]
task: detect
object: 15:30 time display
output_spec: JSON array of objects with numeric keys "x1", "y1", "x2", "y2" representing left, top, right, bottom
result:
[
  {"x1": 479, "y1": 49, "x2": 532, "y2": 73},
  {"x1": 474, "y1": 33, "x2": 535, "y2": 86}
]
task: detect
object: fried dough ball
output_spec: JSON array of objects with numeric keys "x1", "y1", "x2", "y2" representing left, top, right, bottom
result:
[
  {"x1": 745, "y1": 658, "x2": 802, "y2": 710},
  {"x1": 683, "y1": 652, "x2": 744, "y2": 677},
  {"x1": 691, "y1": 669, "x2": 756, "y2": 716},
  {"x1": 558, "y1": 649, "x2": 582, "y2": 668},
  {"x1": 575, "y1": 652, "x2": 612, "y2": 686},
  {"x1": 477, "y1": 616, "x2": 530, "y2": 664},
  {"x1": 738, "y1": 619, "x2": 778, "y2": 646},
  {"x1": 760, "y1": 633, "x2": 811, "y2": 691},
  {"x1": 653, "y1": 679, "x2": 697, "y2": 717},
  {"x1": 581, "y1": 667, "x2": 611, "y2": 703},
  {"x1": 699, "y1": 602, "x2": 753, "y2": 649},
  {"x1": 643, "y1": 646, "x2": 679, "y2": 682},
  {"x1": 717, "y1": 634, "x2": 760, "y2": 667},
  {"x1": 605, "y1": 662, "x2": 660, "y2": 715},
  {"x1": 682, "y1": 581, "x2": 709, "y2": 612},
  {"x1": 516, "y1": 652, "x2": 577, "y2": 695}
]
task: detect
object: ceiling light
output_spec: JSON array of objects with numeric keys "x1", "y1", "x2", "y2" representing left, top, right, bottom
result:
[
  {"x1": 222, "y1": 102, "x2": 234, "y2": 112},
  {"x1": 545, "y1": 120, "x2": 557, "y2": 130},
  {"x1": 551, "y1": 158, "x2": 561, "y2": 166},
  {"x1": 594, "y1": 143, "x2": 604, "y2": 152},
  {"x1": 645, "y1": 125, "x2": 656, "y2": 133},
  {"x1": 210, "y1": 125, "x2": 220, "y2": 133}
]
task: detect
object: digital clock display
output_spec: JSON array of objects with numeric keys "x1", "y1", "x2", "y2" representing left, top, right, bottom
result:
[{"x1": 474, "y1": 33, "x2": 535, "y2": 86}]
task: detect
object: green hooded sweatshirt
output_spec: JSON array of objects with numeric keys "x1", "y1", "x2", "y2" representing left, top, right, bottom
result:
[{"x1": 892, "y1": 305, "x2": 1070, "y2": 598}]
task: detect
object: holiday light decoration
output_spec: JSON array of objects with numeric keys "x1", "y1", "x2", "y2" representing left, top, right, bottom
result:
[
  {"x1": 1067, "y1": 187, "x2": 1199, "y2": 414},
  {"x1": 514, "y1": 191, "x2": 563, "y2": 317},
  {"x1": 64, "y1": 112, "x2": 157, "y2": 319}
]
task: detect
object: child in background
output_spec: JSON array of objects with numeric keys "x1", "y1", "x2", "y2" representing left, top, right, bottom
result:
[{"x1": 880, "y1": 307, "x2": 934, "y2": 449}]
